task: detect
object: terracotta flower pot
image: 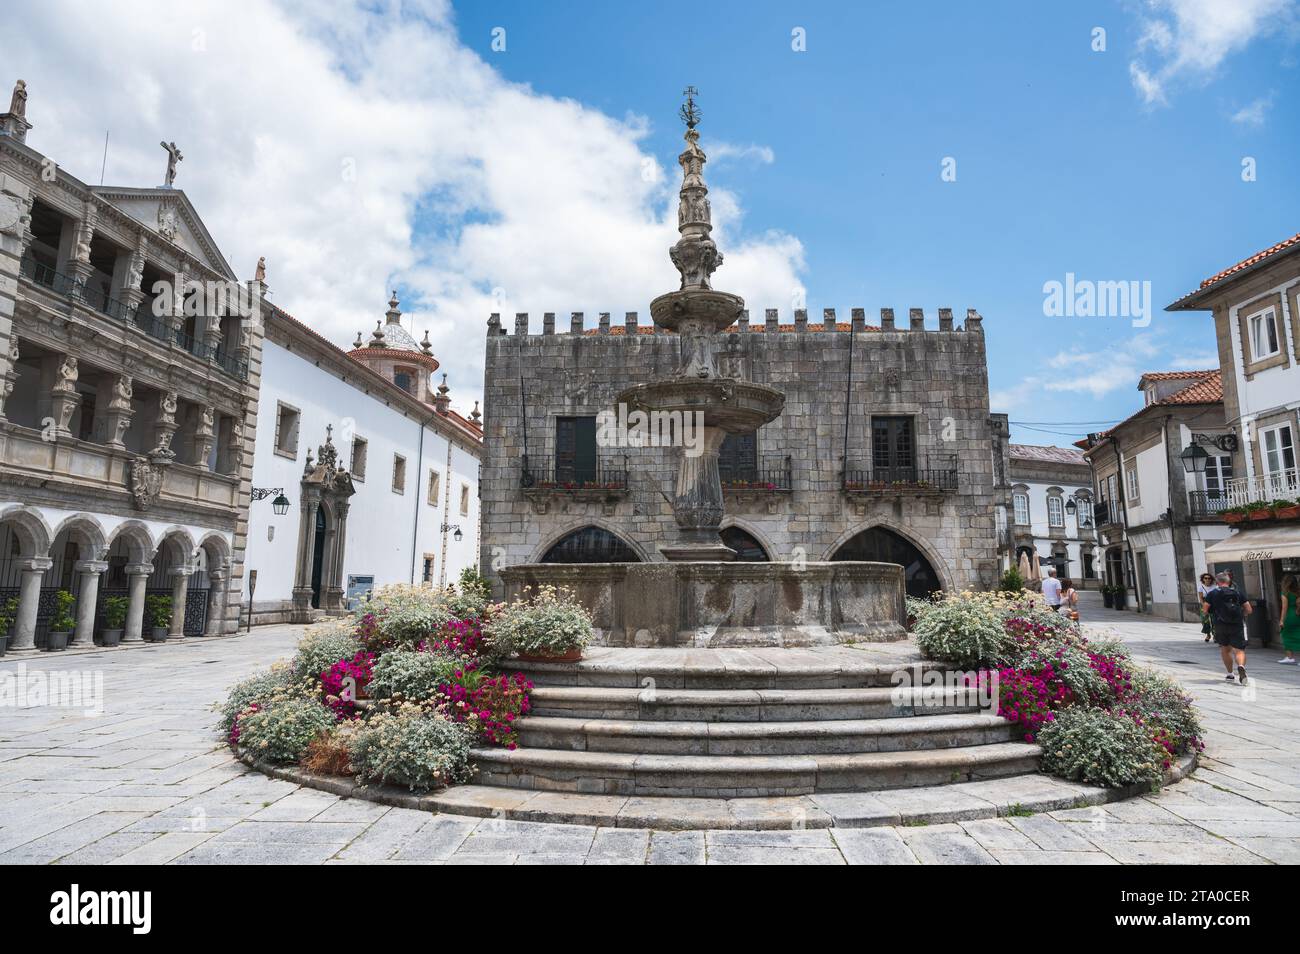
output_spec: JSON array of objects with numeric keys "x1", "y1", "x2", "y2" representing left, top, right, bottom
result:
[
  {"x1": 1273, "y1": 505, "x2": 1300, "y2": 520},
  {"x1": 1224, "y1": 511, "x2": 1246, "y2": 524},
  {"x1": 1248, "y1": 509, "x2": 1272, "y2": 521},
  {"x1": 517, "y1": 646, "x2": 583, "y2": 663}
]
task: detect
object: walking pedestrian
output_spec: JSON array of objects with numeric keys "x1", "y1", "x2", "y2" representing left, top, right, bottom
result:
[
  {"x1": 1041, "y1": 567, "x2": 1062, "y2": 612},
  {"x1": 1058, "y1": 577, "x2": 1079, "y2": 620},
  {"x1": 1203, "y1": 570, "x2": 1253, "y2": 685},
  {"x1": 1196, "y1": 572, "x2": 1215, "y2": 643},
  {"x1": 1279, "y1": 575, "x2": 1300, "y2": 665}
]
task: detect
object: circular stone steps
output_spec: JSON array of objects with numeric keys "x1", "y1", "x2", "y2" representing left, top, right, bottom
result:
[
  {"x1": 474, "y1": 645, "x2": 1040, "y2": 801},
  {"x1": 517, "y1": 712, "x2": 1019, "y2": 756}
]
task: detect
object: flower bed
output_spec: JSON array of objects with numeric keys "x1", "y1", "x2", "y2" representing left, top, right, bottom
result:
[
  {"x1": 220, "y1": 570, "x2": 592, "y2": 793},
  {"x1": 911, "y1": 589, "x2": 1202, "y2": 789}
]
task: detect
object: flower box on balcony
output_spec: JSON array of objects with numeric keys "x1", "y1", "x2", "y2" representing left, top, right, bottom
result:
[
  {"x1": 1224, "y1": 511, "x2": 1247, "y2": 524},
  {"x1": 1248, "y1": 508, "x2": 1273, "y2": 521},
  {"x1": 1273, "y1": 502, "x2": 1300, "y2": 520}
]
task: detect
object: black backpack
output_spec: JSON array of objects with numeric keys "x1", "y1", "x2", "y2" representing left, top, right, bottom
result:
[{"x1": 1215, "y1": 588, "x2": 1243, "y2": 626}]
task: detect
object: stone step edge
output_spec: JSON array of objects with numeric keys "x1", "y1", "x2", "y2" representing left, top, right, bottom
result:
[
  {"x1": 530, "y1": 686, "x2": 973, "y2": 704},
  {"x1": 517, "y1": 711, "x2": 1011, "y2": 740},
  {"x1": 234, "y1": 748, "x2": 1197, "y2": 831},
  {"x1": 514, "y1": 658, "x2": 940, "y2": 688}
]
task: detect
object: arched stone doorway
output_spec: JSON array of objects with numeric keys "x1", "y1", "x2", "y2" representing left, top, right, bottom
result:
[
  {"x1": 720, "y1": 526, "x2": 769, "y2": 561},
  {"x1": 291, "y1": 428, "x2": 355, "y2": 621},
  {"x1": 831, "y1": 526, "x2": 943, "y2": 599},
  {"x1": 540, "y1": 526, "x2": 641, "y2": 563}
]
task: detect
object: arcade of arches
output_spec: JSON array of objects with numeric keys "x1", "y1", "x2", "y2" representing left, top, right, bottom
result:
[
  {"x1": 0, "y1": 508, "x2": 231, "y2": 650},
  {"x1": 536, "y1": 523, "x2": 942, "y2": 599}
]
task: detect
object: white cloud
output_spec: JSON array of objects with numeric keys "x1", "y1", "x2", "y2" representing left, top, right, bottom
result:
[
  {"x1": 990, "y1": 336, "x2": 1170, "y2": 410},
  {"x1": 707, "y1": 142, "x2": 776, "y2": 167},
  {"x1": 6, "y1": 0, "x2": 805, "y2": 413},
  {"x1": 1229, "y1": 95, "x2": 1273, "y2": 125},
  {"x1": 1127, "y1": 0, "x2": 1294, "y2": 106}
]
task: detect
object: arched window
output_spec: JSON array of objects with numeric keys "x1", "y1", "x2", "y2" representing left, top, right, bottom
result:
[
  {"x1": 540, "y1": 526, "x2": 640, "y2": 564},
  {"x1": 831, "y1": 526, "x2": 942, "y2": 599},
  {"x1": 720, "y1": 526, "x2": 768, "y2": 561}
]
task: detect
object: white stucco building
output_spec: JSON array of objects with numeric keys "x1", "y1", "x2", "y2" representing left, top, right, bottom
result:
[
  {"x1": 244, "y1": 294, "x2": 482, "y2": 624},
  {"x1": 1007, "y1": 444, "x2": 1097, "y2": 587}
]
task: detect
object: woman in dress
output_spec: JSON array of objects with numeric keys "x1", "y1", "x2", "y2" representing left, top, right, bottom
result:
[
  {"x1": 1197, "y1": 573, "x2": 1216, "y2": 643},
  {"x1": 1278, "y1": 576, "x2": 1300, "y2": 665}
]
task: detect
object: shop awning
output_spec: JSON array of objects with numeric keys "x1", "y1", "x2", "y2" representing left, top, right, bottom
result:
[{"x1": 1204, "y1": 525, "x2": 1300, "y2": 562}]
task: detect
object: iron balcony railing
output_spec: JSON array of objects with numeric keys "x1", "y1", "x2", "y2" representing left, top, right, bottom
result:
[
  {"x1": 18, "y1": 255, "x2": 248, "y2": 383},
  {"x1": 841, "y1": 459, "x2": 958, "y2": 492},
  {"x1": 1094, "y1": 499, "x2": 1121, "y2": 526},
  {"x1": 1189, "y1": 490, "x2": 1232, "y2": 519},
  {"x1": 521, "y1": 454, "x2": 629, "y2": 492},
  {"x1": 1216, "y1": 468, "x2": 1300, "y2": 509},
  {"x1": 721, "y1": 456, "x2": 792, "y2": 491}
]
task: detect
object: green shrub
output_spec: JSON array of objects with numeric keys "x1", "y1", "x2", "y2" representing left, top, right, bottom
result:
[
  {"x1": 998, "y1": 567, "x2": 1025, "y2": 593},
  {"x1": 145, "y1": 594, "x2": 172, "y2": 628},
  {"x1": 354, "y1": 584, "x2": 456, "y2": 649},
  {"x1": 50, "y1": 590, "x2": 76, "y2": 633},
  {"x1": 444, "y1": 568, "x2": 492, "y2": 621},
  {"x1": 912, "y1": 593, "x2": 1013, "y2": 668},
  {"x1": 0, "y1": 596, "x2": 18, "y2": 636},
  {"x1": 349, "y1": 706, "x2": 474, "y2": 791},
  {"x1": 290, "y1": 625, "x2": 363, "y2": 681},
  {"x1": 1037, "y1": 707, "x2": 1164, "y2": 788},
  {"x1": 1124, "y1": 667, "x2": 1203, "y2": 757},
  {"x1": 219, "y1": 666, "x2": 302, "y2": 734},
  {"x1": 366, "y1": 649, "x2": 460, "y2": 702},
  {"x1": 103, "y1": 596, "x2": 129, "y2": 629},
  {"x1": 484, "y1": 585, "x2": 594, "y2": 656},
  {"x1": 235, "y1": 698, "x2": 335, "y2": 764}
]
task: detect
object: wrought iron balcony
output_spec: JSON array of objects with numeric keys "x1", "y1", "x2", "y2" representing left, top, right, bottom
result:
[
  {"x1": 19, "y1": 256, "x2": 81, "y2": 297},
  {"x1": 721, "y1": 456, "x2": 792, "y2": 492},
  {"x1": 1189, "y1": 490, "x2": 1231, "y2": 519},
  {"x1": 521, "y1": 454, "x2": 629, "y2": 493},
  {"x1": 1094, "y1": 499, "x2": 1121, "y2": 527},
  {"x1": 841, "y1": 460, "x2": 958, "y2": 493}
]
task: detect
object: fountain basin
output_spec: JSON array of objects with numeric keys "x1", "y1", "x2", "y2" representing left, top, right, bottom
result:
[
  {"x1": 649, "y1": 288, "x2": 745, "y2": 334},
  {"x1": 499, "y1": 561, "x2": 906, "y2": 648},
  {"x1": 617, "y1": 378, "x2": 785, "y2": 433}
]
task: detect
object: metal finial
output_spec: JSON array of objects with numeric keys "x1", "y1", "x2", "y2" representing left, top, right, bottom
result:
[{"x1": 679, "y1": 86, "x2": 701, "y2": 129}]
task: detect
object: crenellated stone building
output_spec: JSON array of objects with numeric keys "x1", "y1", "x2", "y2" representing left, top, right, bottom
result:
[
  {"x1": 480, "y1": 305, "x2": 1012, "y2": 599},
  {"x1": 0, "y1": 81, "x2": 261, "y2": 647}
]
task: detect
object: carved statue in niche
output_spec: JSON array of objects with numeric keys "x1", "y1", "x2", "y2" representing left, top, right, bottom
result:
[{"x1": 52, "y1": 355, "x2": 78, "y2": 393}]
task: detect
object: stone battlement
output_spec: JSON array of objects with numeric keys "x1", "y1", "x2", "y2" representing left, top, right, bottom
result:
[{"x1": 487, "y1": 307, "x2": 984, "y2": 336}]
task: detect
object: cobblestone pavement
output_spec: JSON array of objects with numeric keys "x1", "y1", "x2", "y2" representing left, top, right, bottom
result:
[{"x1": 2, "y1": 595, "x2": 1298, "y2": 865}]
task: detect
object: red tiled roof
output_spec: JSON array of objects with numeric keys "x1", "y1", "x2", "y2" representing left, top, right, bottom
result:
[
  {"x1": 1078, "y1": 371, "x2": 1222, "y2": 450},
  {"x1": 1199, "y1": 230, "x2": 1300, "y2": 289},
  {"x1": 1137, "y1": 369, "x2": 1215, "y2": 383},
  {"x1": 346, "y1": 347, "x2": 441, "y2": 371}
]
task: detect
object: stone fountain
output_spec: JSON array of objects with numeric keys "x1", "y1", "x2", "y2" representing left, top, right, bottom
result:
[{"x1": 501, "y1": 92, "x2": 906, "y2": 647}]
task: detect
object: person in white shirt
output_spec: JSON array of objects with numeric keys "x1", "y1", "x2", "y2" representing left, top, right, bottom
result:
[{"x1": 1041, "y1": 567, "x2": 1062, "y2": 610}]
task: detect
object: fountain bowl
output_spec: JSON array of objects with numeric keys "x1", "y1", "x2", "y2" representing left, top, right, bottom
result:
[
  {"x1": 617, "y1": 377, "x2": 785, "y2": 433},
  {"x1": 499, "y1": 560, "x2": 906, "y2": 648},
  {"x1": 649, "y1": 288, "x2": 745, "y2": 334}
]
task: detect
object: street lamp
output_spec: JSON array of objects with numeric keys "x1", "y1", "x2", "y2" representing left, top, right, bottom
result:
[
  {"x1": 252, "y1": 487, "x2": 291, "y2": 515},
  {"x1": 1179, "y1": 444, "x2": 1210, "y2": 474},
  {"x1": 441, "y1": 523, "x2": 463, "y2": 542}
]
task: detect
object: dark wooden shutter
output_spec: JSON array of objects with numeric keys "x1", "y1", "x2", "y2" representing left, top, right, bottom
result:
[{"x1": 555, "y1": 416, "x2": 597, "y2": 484}]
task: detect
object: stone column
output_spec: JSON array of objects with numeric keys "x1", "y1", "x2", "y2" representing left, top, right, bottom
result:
[
  {"x1": 0, "y1": 338, "x2": 19, "y2": 423},
  {"x1": 325, "y1": 499, "x2": 349, "y2": 611},
  {"x1": 70, "y1": 560, "x2": 109, "y2": 646},
  {"x1": 168, "y1": 566, "x2": 193, "y2": 638},
  {"x1": 119, "y1": 241, "x2": 146, "y2": 323},
  {"x1": 291, "y1": 490, "x2": 320, "y2": 622},
  {"x1": 205, "y1": 567, "x2": 227, "y2": 635},
  {"x1": 9, "y1": 557, "x2": 52, "y2": 651},
  {"x1": 661, "y1": 426, "x2": 732, "y2": 561},
  {"x1": 123, "y1": 562, "x2": 151, "y2": 643}
]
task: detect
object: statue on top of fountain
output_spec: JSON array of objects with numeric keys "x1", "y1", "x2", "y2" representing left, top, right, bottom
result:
[{"x1": 669, "y1": 86, "x2": 724, "y2": 293}]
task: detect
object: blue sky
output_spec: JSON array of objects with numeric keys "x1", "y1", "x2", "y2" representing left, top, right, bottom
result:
[
  {"x1": 10, "y1": 1, "x2": 1298, "y2": 435},
  {"x1": 450, "y1": 0, "x2": 1299, "y2": 443}
]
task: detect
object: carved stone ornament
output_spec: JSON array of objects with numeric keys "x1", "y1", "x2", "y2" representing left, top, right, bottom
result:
[
  {"x1": 157, "y1": 205, "x2": 179, "y2": 242},
  {"x1": 129, "y1": 456, "x2": 166, "y2": 511}
]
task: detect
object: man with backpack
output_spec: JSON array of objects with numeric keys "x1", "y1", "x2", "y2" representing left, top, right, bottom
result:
[{"x1": 1203, "y1": 570, "x2": 1253, "y2": 685}]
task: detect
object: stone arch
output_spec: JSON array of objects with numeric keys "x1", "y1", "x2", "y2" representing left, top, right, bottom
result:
[
  {"x1": 106, "y1": 520, "x2": 156, "y2": 565},
  {"x1": 823, "y1": 519, "x2": 955, "y2": 597},
  {"x1": 0, "y1": 505, "x2": 53, "y2": 557},
  {"x1": 197, "y1": 531, "x2": 231, "y2": 569},
  {"x1": 155, "y1": 526, "x2": 198, "y2": 567},
  {"x1": 532, "y1": 521, "x2": 647, "y2": 564},
  {"x1": 719, "y1": 518, "x2": 774, "y2": 562},
  {"x1": 51, "y1": 513, "x2": 109, "y2": 561}
]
